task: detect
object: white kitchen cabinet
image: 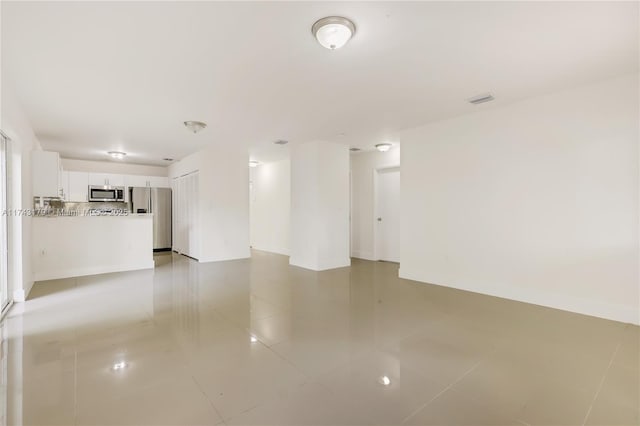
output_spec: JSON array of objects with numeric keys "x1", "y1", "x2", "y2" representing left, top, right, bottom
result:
[
  {"x1": 88, "y1": 173, "x2": 125, "y2": 187},
  {"x1": 124, "y1": 175, "x2": 170, "y2": 188},
  {"x1": 32, "y1": 151, "x2": 63, "y2": 198},
  {"x1": 61, "y1": 171, "x2": 70, "y2": 201},
  {"x1": 67, "y1": 171, "x2": 89, "y2": 202},
  {"x1": 124, "y1": 175, "x2": 149, "y2": 188},
  {"x1": 149, "y1": 176, "x2": 170, "y2": 188}
]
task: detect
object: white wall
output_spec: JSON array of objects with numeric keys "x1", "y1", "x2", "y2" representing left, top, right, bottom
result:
[
  {"x1": 168, "y1": 145, "x2": 250, "y2": 263},
  {"x1": 1, "y1": 79, "x2": 42, "y2": 301},
  {"x1": 400, "y1": 73, "x2": 639, "y2": 325},
  {"x1": 250, "y1": 159, "x2": 290, "y2": 255},
  {"x1": 61, "y1": 158, "x2": 168, "y2": 176},
  {"x1": 290, "y1": 141, "x2": 350, "y2": 271},
  {"x1": 350, "y1": 147, "x2": 400, "y2": 260}
]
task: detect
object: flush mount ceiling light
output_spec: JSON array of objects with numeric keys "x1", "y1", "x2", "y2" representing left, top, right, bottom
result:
[
  {"x1": 108, "y1": 151, "x2": 126, "y2": 160},
  {"x1": 249, "y1": 161, "x2": 259, "y2": 168},
  {"x1": 312, "y1": 16, "x2": 356, "y2": 50},
  {"x1": 375, "y1": 143, "x2": 392, "y2": 152},
  {"x1": 184, "y1": 121, "x2": 207, "y2": 134}
]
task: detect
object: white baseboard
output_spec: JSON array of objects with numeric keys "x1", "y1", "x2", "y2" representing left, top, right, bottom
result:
[
  {"x1": 250, "y1": 246, "x2": 290, "y2": 256},
  {"x1": 351, "y1": 250, "x2": 376, "y2": 261},
  {"x1": 290, "y1": 256, "x2": 351, "y2": 271},
  {"x1": 34, "y1": 262, "x2": 155, "y2": 282},
  {"x1": 198, "y1": 253, "x2": 251, "y2": 263},
  {"x1": 399, "y1": 268, "x2": 640, "y2": 326}
]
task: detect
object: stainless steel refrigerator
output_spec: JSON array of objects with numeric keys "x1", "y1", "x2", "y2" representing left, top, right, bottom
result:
[{"x1": 130, "y1": 187, "x2": 172, "y2": 251}]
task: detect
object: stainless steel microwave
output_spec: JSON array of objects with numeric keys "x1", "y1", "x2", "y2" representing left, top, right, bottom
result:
[{"x1": 88, "y1": 185, "x2": 125, "y2": 202}]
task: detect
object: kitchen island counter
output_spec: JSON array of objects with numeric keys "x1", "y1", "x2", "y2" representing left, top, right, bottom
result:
[{"x1": 32, "y1": 214, "x2": 154, "y2": 281}]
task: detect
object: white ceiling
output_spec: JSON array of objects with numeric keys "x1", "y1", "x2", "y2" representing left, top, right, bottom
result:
[{"x1": 2, "y1": 1, "x2": 638, "y2": 166}]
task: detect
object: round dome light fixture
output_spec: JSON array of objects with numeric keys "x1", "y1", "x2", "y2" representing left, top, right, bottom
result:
[
  {"x1": 312, "y1": 16, "x2": 356, "y2": 50},
  {"x1": 184, "y1": 121, "x2": 207, "y2": 134},
  {"x1": 375, "y1": 143, "x2": 392, "y2": 152},
  {"x1": 249, "y1": 161, "x2": 259, "y2": 168}
]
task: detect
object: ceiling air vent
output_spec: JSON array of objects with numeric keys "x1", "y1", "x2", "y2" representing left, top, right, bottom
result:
[
  {"x1": 349, "y1": 148, "x2": 361, "y2": 152},
  {"x1": 468, "y1": 93, "x2": 495, "y2": 105},
  {"x1": 274, "y1": 140, "x2": 289, "y2": 145}
]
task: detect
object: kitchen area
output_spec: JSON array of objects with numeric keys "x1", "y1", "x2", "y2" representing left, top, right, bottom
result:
[{"x1": 31, "y1": 151, "x2": 173, "y2": 281}]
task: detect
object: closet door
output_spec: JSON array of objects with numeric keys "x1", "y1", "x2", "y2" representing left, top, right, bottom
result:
[
  {"x1": 187, "y1": 172, "x2": 199, "y2": 259},
  {"x1": 172, "y1": 172, "x2": 199, "y2": 259}
]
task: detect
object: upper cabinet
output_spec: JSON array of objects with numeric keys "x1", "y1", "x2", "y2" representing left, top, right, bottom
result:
[
  {"x1": 67, "y1": 171, "x2": 89, "y2": 202},
  {"x1": 88, "y1": 173, "x2": 125, "y2": 187},
  {"x1": 149, "y1": 176, "x2": 170, "y2": 188},
  {"x1": 33, "y1": 150, "x2": 170, "y2": 200},
  {"x1": 124, "y1": 175, "x2": 170, "y2": 188},
  {"x1": 124, "y1": 175, "x2": 148, "y2": 188},
  {"x1": 32, "y1": 151, "x2": 63, "y2": 198}
]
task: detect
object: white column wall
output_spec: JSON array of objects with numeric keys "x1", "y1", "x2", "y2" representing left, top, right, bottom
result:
[
  {"x1": 290, "y1": 141, "x2": 350, "y2": 271},
  {"x1": 168, "y1": 145, "x2": 250, "y2": 263}
]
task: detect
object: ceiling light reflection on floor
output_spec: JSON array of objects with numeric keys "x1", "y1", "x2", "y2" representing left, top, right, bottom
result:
[
  {"x1": 378, "y1": 375, "x2": 391, "y2": 386},
  {"x1": 111, "y1": 361, "x2": 128, "y2": 371}
]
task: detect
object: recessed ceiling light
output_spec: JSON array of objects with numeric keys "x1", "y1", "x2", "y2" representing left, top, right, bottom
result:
[
  {"x1": 163, "y1": 158, "x2": 174, "y2": 162},
  {"x1": 108, "y1": 151, "x2": 126, "y2": 160},
  {"x1": 375, "y1": 143, "x2": 392, "y2": 152},
  {"x1": 249, "y1": 161, "x2": 259, "y2": 168},
  {"x1": 250, "y1": 336, "x2": 258, "y2": 343},
  {"x1": 274, "y1": 140, "x2": 289, "y2": 145},
  {"x1": 184, "y1": 121, "x2": 207, "y2": 133},
  {"x1": 467, "y1": 93, "x2": 495, "y2": 105},
  {"x1": 312, "y1": 16, "x2": 356, "y2": 50}
]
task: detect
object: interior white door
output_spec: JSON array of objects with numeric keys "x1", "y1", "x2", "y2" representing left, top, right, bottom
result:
[
  {"x1": 172, "y1": 172, "x2": 199, "y2": 260},
  {"x1": 376, "y1": 167, "x2": 400, "y2": 263},
  {"x1": 187, "y1": 172, "x2": 199, "y2": 258}
]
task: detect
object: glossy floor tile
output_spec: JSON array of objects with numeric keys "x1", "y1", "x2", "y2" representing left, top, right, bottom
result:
[{"x1": 1, "y1": 250, "x2": 638, "y2": 425}]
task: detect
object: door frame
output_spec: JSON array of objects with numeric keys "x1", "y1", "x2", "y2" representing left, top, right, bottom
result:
[
  {"x1": 0, "y1": 131, "x2": 12, "y2": 318},
  {"x1": 372, "y1": 164, "x2": 400, "y2": 262}
]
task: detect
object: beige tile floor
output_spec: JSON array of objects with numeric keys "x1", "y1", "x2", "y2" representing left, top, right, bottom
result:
[{"x1": 1, "y1": 250, "x2": 638, "y2": 426}]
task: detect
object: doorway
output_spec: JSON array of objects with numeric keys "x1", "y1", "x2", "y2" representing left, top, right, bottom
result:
[{"x1": 375, "y1": 167, "x2": 400, "y2": 262}]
